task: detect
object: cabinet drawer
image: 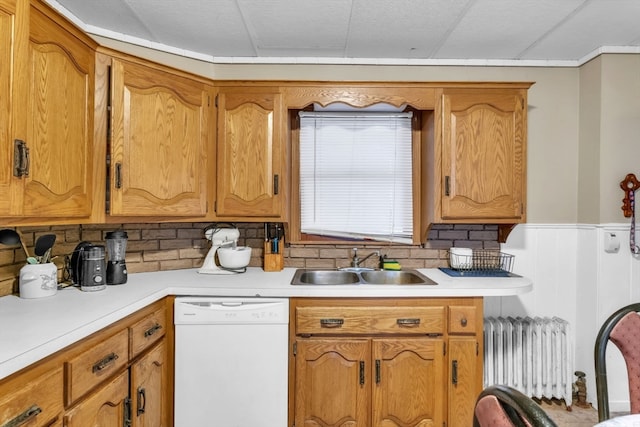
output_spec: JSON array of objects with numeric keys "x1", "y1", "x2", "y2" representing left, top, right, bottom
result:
[
  {"x1": 129, "y1": 306, "x2": 166, "y2": 358},
  {"x1": 0, "y1": 366, "x2": 63, "y2": 427},
  {"x1": 448, "y1": 306, "x2": 477, "y2": 334},
  {"x1": 65, "y1": 328, "x2": 129, "y2": 405},
  {"x1": 296, "y1": 306, "x2": 445, "y2": 335}
]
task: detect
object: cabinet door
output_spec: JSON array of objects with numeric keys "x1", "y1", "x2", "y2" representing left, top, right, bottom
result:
[
  {"x1": 130, "y1": 341, "x2": 167, "y2": 427},
  {"x1": 371, "y1": 338, "x2": 445, "y2": 427},
  {"x1": 0, "y1": 365, "x2": 63, "y2": 427},
  {"x1": 110, "y1": 58, "x2": 209, "y2": 216},
  {"x1": 22, "y1": 5, "x2": 95, "y2": 218},
  {"x1": 441, "y1": 89, "x2": 526, "y2": 222},
  {"x1": 0, "y1": 0, "x2": 26, "y2": 216},
  {"x1": 216, "y1": 89, "x2": 284, "y2": 217},
  {"x1": 448, "y1": 338, "x2": 480, "y2": 427},
  {"x1": 64, "y1": 370, "x2": 129, "y2": 427},
  {"x1": 295, "y1": 338, "x2": 370, "y2": 427}
]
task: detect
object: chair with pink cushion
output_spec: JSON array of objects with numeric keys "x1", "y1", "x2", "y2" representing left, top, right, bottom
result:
[
  {"x1": 473, "y1": 385, "x2": 558, "y2": 427},
  {"x1": 595, "y1": 302, "x2": 640, "y2": 422}
]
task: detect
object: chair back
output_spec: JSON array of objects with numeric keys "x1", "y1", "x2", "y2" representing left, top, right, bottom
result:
[
  {"x1": 595, "y1": 302, "x2": 640, "y2": 421},
  {"x1": 473, "y1": 385, "x2": 558, "y2": 427}
]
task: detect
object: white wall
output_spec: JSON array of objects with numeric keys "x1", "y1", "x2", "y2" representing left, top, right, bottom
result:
[{"x1": 492, "y1": 223, "x2": 640, "y2": 411}]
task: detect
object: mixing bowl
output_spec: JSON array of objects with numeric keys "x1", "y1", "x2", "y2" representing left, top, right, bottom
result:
[{"x1": 217, "y1": 246, "x2": 252, "y2": 269}]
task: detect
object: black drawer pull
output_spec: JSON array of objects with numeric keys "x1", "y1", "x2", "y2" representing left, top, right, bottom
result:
[
  {"x1": 452, "y1": 360, "x2": 458, "y2": 385},
  {"x1": 397, "y1": 318, "x2": 421, "y2": 327},
  {"x1": 3, "y1": 404, "x2": 42, "y2": 427},
  {"x1": 460, "y1": 317, "x2": 468, "y2": 327},
  {"x1": 320, "y1": 318, "x2": 344, "y2": 328},
  {"x1": 144, "y1": 323, "x2": 163, "y2": 337},
  {"x1": 137, "y1": 387, "x2": 146, "y2": 415},
  {"x1": 92, "y1": 352, "x2": 119, "y2": 373}
]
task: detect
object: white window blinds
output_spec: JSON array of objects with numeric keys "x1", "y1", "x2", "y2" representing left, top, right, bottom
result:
[{"x1": 299, "y1": 111, "x2": 413, "y2": 244}]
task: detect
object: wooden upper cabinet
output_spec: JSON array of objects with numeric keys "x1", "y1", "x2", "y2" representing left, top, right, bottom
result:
[
  {"x1": 109, "y1": 58, "x2": 210, "y2": 216},
  {"x1": 437, "y1": 87, "x2": 528, "y2": 223},
  {"x1": 22, "y1": 3, "x2": 96, "y2": 218},
  {"x1": 0, "y1": 0, "x2": 26, "y2": 216},
  {"x1": 0, "y1": 0, "x2": 95, "y2": 219},
  {"x1": 216, "y1": 88, "x2": 284, "y2": 218}
]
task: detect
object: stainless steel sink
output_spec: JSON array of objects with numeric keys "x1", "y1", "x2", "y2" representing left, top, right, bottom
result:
[
  {"x1": 360, "y1": 270, "x2": 436, "y2": 285},
  {"x1": 294, "y1": 270, "x2": 360, "y2": 285},
  {"x1": 290, "y1": 269, "x2": 436, "y2": 286}
]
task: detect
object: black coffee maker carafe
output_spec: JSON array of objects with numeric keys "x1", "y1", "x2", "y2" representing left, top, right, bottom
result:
[{"x1": 105, "y1": 230, "x2": 128, "y2": 285}]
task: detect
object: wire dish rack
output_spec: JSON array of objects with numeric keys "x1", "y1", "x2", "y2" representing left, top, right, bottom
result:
[{"x1": 448, "y1": 249, "x2": 514, "y2": 273}]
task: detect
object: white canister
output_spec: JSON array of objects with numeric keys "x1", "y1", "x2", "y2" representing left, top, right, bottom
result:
[{"x1": 19, "y1": 263, "x2": 58, "y2": 299}]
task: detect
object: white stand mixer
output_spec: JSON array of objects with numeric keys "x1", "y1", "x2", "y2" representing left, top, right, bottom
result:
[{"x1": 198, "y1": 226, "x2": 241, "y2": 275}]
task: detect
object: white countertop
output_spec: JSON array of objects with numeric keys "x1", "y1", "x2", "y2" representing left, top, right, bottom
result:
[{"x1": 0, "y1": 267, "x2": 531, "y2": 380}]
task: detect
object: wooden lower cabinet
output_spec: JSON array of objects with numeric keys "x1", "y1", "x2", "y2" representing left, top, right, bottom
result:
[
  {"x1": 294, "y1": 339, "x2": 370, "y2": 427},
  {"x1": 448, "y1": 338, "x2": 481, "y2": 427},
  {"x1": 0, "y1": 363, "x2": 64, "y2": 427},
  {"x1": 130, "y1": 341, "x2": 167, "y2": 427},
  {"x1": 290, "y1": 298, "x2": 482, "y2": 427},
  {"x1": 373, "y1": 338, "x2": 445, "y2": 427},
  {"x1": 0, "y1": 298, "x2": 171, "y2": 427},
  {"x1": 64, "y1": 370, "x2": 129, "y2": 427}
]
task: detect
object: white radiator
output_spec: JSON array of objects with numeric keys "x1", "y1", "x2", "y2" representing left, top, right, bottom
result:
[{"x1": 484, "y1": 316, "x2": 573, "y2": 404}]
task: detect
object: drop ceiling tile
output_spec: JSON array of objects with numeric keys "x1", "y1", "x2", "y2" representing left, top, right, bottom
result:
[
  {"x1": 522, "y1": 0, "x2": 640, "y2": 60},
  {"x1": 347, "y1": 0, "x2": 471, "y2": 58},
  {"x1": 120, "y1": 0, "x2": 256, "y2": 57},
  {"x1": 238, "y1": 0, "x2": 352, "y2": 55},
  {"x1": 435, "y1": 0, "x2": 587, "y2": 59},
  {"x1": 51, "y1": 0, "x2": 154, "y2": 40}
]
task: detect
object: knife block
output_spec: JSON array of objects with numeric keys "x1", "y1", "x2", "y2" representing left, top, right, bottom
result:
[{"x1": 263, "y1": 238, "x2": 284, "y2": 272}]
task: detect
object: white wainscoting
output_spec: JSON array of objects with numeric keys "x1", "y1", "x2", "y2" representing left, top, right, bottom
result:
[{"x1": 488, "y1": 223, "x2": 640, "y2": 411}]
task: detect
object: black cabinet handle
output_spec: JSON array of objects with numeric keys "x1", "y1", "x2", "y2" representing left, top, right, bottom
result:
[
  {"x1": 320, "y1": 318, "x2": 344, "y2": 328},
  {"x1": 375, "y1": 359, "x2": 381, "y2": 384},
  {"x1": 2, "y1": 404, "x2": 42, "y2": 427},
  {"x1": 397, "y1": 318, "x2": 420, "y2": 327},
  {"x1": 13, "y1": 140, "x2": 29, "y2": 178},
  {"x1": 92, "y1": 352, "x2": 119, "y2": 373},
  {"x1": 115, "y1": 162, "x2": 122, "y2": 189},
  {"x1": 144, "y1": 323, "x2": 162, "y2": 337},
  {"x1": 136, "y1": 387, "x2": 146, "y2": 415},
  {"x1": 445, "y1": 175, "x2": 451, "y2": 196},
  {"x1": 359, "y1": 361, "x2": 365, "y2": 385},
  {"x1": 452, "y1": 360, "x2": 458, "y2": 385},
  {"x1": 273, "y1": 174, "x2": 279, "y2": 195}
]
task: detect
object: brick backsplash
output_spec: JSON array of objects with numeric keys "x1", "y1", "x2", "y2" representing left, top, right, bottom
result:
[{"x1": 0, "y1": 222, "x2": 500, "y2": 297}]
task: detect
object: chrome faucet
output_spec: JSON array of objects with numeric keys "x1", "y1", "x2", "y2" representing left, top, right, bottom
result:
[{"x1": 351, "y1": 248, "x2": 380, "y2": 268}]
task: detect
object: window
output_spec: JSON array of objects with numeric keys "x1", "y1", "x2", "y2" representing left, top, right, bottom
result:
[{"x1": 298, "y1": 109, "x2": 414, "y2": 244}]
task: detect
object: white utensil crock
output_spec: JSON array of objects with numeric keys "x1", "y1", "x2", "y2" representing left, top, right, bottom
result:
[{"x1": 19, "y1": 262, "x2": 58, "y2": 299}]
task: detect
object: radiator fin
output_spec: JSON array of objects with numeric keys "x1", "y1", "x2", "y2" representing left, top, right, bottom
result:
[{"x1": 483, "y1": 316, "x2": 573, "y2": 403}]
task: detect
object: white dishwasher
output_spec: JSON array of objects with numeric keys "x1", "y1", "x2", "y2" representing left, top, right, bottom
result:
[{"x1": 174, "y1": 297, "x2": 289, "y2": 426}]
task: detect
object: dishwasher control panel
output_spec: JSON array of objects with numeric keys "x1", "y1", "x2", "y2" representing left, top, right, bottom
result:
[{"x1": 174, "y1": 297, "x2": 289, "y2": 324}]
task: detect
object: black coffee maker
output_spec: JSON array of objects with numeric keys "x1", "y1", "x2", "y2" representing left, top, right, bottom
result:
[
  {"x1": 105, "y1": 230, "x2": 128, "y2": 285},
  {"x1": 71, "y1": 242, "x2": 107, "y2": 292}
]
